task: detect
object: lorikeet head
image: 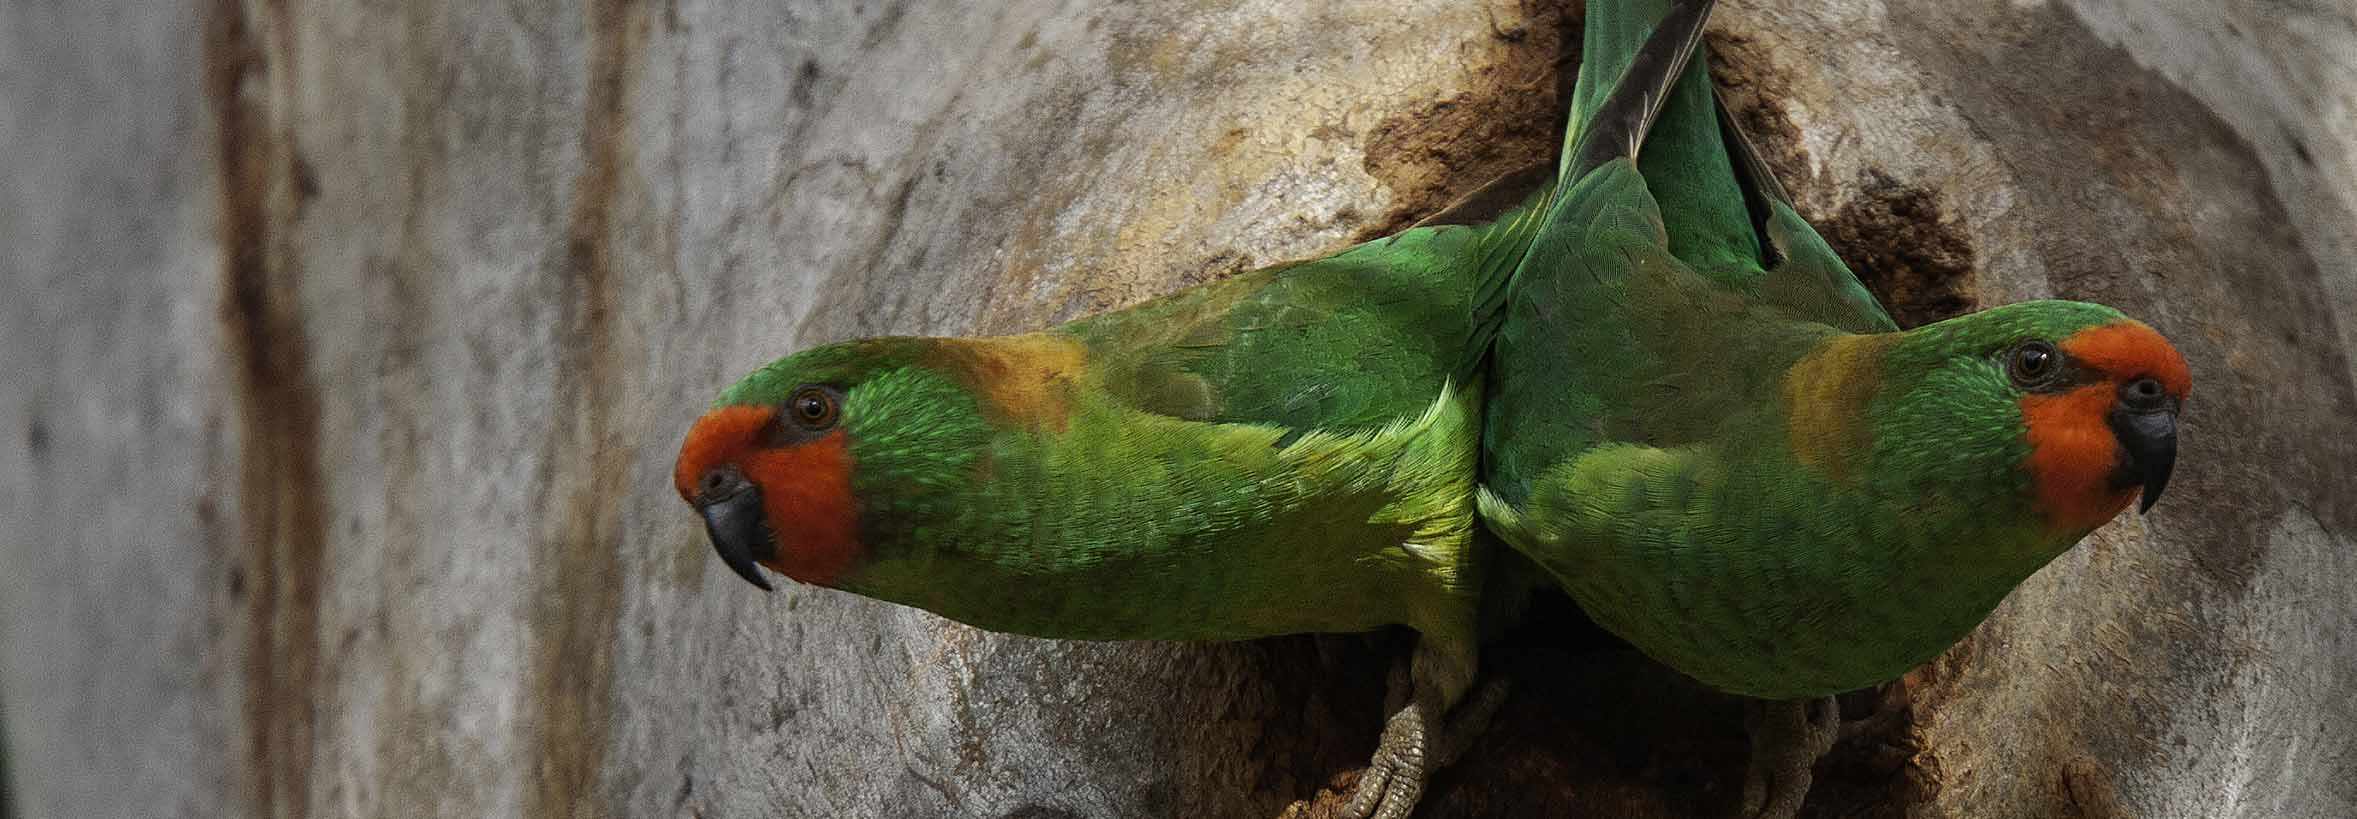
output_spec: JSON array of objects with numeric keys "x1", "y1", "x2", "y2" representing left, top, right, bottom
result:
[
  {"x1": 1839, "y1": 300, "x2": 2190, "y2": 539},
  {"x1": 672, "y1": 334, "x2": 1084, "y2": 590},
  {"x1": 672, "y1": 338, "x2": 976, "y2": 591}
]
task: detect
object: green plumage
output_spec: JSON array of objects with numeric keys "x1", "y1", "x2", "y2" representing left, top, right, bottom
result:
[
  {"x1": 846, "y1": 385, "x2": 1480, "y2": 643},
  {"x1": 683, "y1": 6, "x2": 2185, "y2": 814},
  {"x1": 691, "y1": 126, "x2": 1569, "y2": 816},
  {"x1": 695, "y1": 198, "x2": 1567, "y2": 819},
  {"x1": 711, "y1": 192, "x2": 1551, "y2": 702},
  {"x1": 1061, "y1": 226, "x2": 1496, "y2": 431},
  {"x1": 1478, "y1": 0, "x2": 2171, "y2": 699}
]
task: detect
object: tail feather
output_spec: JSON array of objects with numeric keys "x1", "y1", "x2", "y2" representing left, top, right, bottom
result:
[
  {"x1": 1629, "y1": 6, "x2": 1763, "y2": 281},
  {"x1": 1563, "y1": 0, "x2": 1718, "y2": 182},
  {"x1": 1714, "y1": 90, "x2": 1900, "y2": 332},
  {"x1": 1463, "y1": 0, "x2": 1717, "y2": 379},
  {"x1": 1714, "y1": 90, "x2": 1792, "y2": 257}
]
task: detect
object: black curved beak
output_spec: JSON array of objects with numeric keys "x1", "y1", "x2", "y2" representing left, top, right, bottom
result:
[
  {"x1": 696, "y1": 470, "x2": 776, "y2": 591},
  {"x1": 2108, "y1": 404, "x2": 2178, "y2": 515}
]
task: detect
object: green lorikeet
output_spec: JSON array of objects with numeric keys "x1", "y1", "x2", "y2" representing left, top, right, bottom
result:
[
  {"x1": 672, "y1": 158, "x2": 1554, "y2": 815},
  {"x1": 1478, "y1": 0, "x2": 2190, "y2": 815}
]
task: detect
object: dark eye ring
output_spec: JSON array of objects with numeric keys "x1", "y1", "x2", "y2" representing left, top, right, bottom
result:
[
  {"x1": 2006, "y1": 340, "x2": 2061, "y2": 388},
  {"x1": 786, "y1": 386, "x2": 839, "y2": 430}
]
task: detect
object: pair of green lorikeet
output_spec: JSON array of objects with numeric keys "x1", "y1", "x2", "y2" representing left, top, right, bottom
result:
[{"x1": 671, "y1": 1, "x2": 2190, "y2": 816}]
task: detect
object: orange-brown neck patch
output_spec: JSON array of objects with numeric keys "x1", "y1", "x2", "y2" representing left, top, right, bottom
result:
[
  {"x1": 2019, "y1": 384, "x2": 2137, "y2": 534},
  {"x1": 926, "y1": 334, "x2": 1089, "y2": 431},
  {"x1": 1783, "y1": 333, "x2": 1898, "y2": 482},
  {"x1": 673, "y1": 406, "x2": 864, "y2": 586}
]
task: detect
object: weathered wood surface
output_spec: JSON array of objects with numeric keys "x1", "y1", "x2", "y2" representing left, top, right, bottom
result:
[{"x1": 3, "y1": 1, "x2": 2352, "y2": 817}]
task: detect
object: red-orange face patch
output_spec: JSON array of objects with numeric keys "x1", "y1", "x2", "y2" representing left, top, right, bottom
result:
[
  {"x1": 674, "y1": 404, "x2": 774, "y2": 502},
  {"x1": 2060, "y1": 320, "x2": 2190, "y2": 399},
  {"x1": 674, "y1": 405, "x2": 863, "y2": 586},
  {"x1": 2020, "y1": 384, "x2": 2139, "y2": 534},
  {"x1": 2018, "y1": 320, "x2": 2189, "y2": 534}
]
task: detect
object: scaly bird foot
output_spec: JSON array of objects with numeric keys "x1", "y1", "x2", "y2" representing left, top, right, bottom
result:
[
  {"x1": 1342, "y1": 661, "x2": 1510, "y2": 819},
  {"x1": 1740, "y1": 695, "x2": 1840, "y2": 819}
]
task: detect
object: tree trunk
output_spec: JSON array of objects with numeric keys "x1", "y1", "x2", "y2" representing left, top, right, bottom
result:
[{"x1": 4, "y1": 1, "x2": 2352, "y2": 817}]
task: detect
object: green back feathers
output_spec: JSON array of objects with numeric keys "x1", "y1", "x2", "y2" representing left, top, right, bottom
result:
[
  {"x1": 1060, "y1": 223, "x2": 1491, "y2": 433},
  {"x1": 1480, "y1": 163, "x2": 1669, "y2": 504},
  {"x1": 1476, "y1": 0, "x2": 1717, "y2": 502},
  {"x1": 839, "y1": 380, "x2": 1485, "y2": 644}
]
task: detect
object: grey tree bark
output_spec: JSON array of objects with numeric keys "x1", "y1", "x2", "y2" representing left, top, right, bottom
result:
[{"x1": 4, "y1": 1, "x2": 2352, "y2": 818}]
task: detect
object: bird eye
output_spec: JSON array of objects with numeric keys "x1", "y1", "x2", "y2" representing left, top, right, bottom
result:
[
  {"x1": 786, "y1": 386, "x2": 839, "y2": 430},
  {"x1": 2006, "y1": 340, "x2": 2061, "y2": 389}
]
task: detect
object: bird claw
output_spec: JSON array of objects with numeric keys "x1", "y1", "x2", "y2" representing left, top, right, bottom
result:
[
  {"x1": 1342, "y1": 662, "x2": 1510, "y2": 819},
  {"x1": 1343, "y1": 702, "x2": 1428, "y2": 819},
  {"x1": 1740, "y1": 695, "x2": 1841, "y2": 819}
]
